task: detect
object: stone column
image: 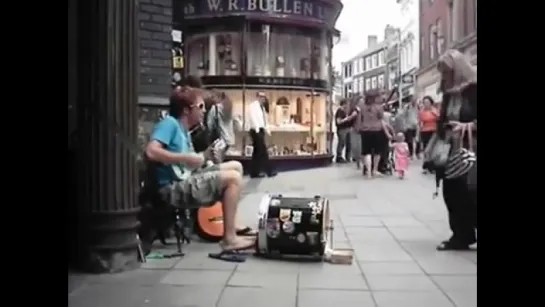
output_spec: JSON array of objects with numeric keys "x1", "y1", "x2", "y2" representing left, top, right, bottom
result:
[
  {"x1": 76, "y1": 0, "x2": 141, "y2": 273},
  {"x1": 452, "y1": 0, "x2": 461, "y2": 42}
]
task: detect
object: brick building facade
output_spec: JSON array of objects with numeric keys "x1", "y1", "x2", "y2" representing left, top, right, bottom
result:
[{"x1": 415, "y1": 0, "x2": 476, "y2": 102}]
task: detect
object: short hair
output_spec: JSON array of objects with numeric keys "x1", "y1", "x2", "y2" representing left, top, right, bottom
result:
[
  {"x1": 339, "y1": 99, "x2": 348, "y2": 106},
  {"x1": 169, "y1": 86, "x2": 203, "y2": 118},
  {"x1": 181, "y1": 75, "x2": 203, "y2": 88},
  {"x1": 422, "y1": 95, "x2": 435, "y2": 105}
]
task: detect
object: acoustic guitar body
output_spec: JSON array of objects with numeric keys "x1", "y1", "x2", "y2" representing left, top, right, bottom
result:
[{"x1": 195, "y1": 201, "x2": 224, "y2": 242}]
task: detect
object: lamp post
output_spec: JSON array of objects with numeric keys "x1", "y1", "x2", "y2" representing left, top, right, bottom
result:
[{"x1": 396, "y1": 28, "x2": 403, "y2": 108}]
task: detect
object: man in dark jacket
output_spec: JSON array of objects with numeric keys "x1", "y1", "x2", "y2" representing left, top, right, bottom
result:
[{"x1": 334, "y1": 99, "x2": 354, "y2": 163}]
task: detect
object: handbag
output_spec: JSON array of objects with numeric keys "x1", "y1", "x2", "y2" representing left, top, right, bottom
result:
[
  {"x1": 424, "y1": 133, "x2": 451, "y2": 168},
  {"x1": 445, "y1": 124, "x2": 476, "y2": 179}
]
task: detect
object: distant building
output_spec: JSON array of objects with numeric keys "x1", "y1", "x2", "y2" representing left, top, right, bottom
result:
[
  {"x1": 396, "y1": 0, "x2": 419, "y2": 99},
  {"x1": 416, "y1": 0, "x2": 476, "y2": 103},
  {"x1": 341, "y1": 33, "x2": 393, "y2": 98}
]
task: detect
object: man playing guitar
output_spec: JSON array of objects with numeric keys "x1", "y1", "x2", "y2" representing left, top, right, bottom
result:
[{"x1": 145, "y1": 86, "x2": 255, "y2": 259}]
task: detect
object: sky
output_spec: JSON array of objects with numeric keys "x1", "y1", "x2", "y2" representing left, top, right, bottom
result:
[{"x1": 333, "y1": 0, "x2": 402, "y2": 70}]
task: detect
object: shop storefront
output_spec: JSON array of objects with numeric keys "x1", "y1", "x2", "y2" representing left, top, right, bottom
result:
[{"x1": 177, "y1": 0, "x2": 343, "y2": 171}]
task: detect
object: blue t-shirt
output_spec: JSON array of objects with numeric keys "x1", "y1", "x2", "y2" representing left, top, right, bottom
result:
[{"x1": 150, "y1": 116, "x2": 192, "y2": 186}]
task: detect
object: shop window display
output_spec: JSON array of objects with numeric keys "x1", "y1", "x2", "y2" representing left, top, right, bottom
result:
[
  {"x1": 186, "y1": 32, "x2": 242, "y2": 77},
  {"x1": 220, "y1": 89, "x2": 329, "y2": 157}
]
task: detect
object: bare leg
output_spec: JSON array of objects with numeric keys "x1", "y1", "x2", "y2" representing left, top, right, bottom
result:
[
  {"x1": 218, "y1": 161, "x2": 252, "y2": 231},
  {"x1": 218, "y1": 170, "x2": 254, "y2": 249},
  {"x1": 363, "y1": 154, "x2": 372, "y2": 178},
  {"x1": 219, "y1": 160, "x2": 243, "y2": 175},
  {"x1": 372, "y1": 154, "x2": 381, "y2": 175}
]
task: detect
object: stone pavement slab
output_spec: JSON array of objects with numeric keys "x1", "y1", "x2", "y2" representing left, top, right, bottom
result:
[{"x1": 69, "y1": 163, "x2": 476, "y2": 307}]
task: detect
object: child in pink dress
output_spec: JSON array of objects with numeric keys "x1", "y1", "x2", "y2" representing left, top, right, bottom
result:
[{"x1": 393, "y1": 132, "x2": 410, "y2": 179}]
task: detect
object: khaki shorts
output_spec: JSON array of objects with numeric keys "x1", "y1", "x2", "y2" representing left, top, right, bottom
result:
[{"x1": 166, "y1": 165, "x2": 223, "y2": 208}]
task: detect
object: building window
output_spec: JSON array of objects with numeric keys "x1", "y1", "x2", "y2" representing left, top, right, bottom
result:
[
  {"x1": 371, "y1": 76, "x2": 377, "y2": 89},
  {"x1": 373, "y1": 54, "x2": 378, "y2": 67},
  {"x1": 360, "y1": 77, "x2": 365, "y2": 93},
  {"x1": 366, "y1": 57, "x2": 372, "y2": 70},
  {"x1": 436, "y1": 19, "x2": 444, "y2": 55},
  {"x1": 429, "y1": 24, "x2": 436, "y2": 60},
  {"x1": 378, "y1": 51, "x2": 384, "y2": 66},
  {"x1": 365, "y1": 78, "x2": 371, "y2": 91},
  {"x1": 378, "y1": 75, "x2": 384, "y2": 89}
]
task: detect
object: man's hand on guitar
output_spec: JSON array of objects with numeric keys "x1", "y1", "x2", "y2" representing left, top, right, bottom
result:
[
  {"x1": 186, "y1": 153, "x2": 206, "y2": 168},
  {"x1": 204, "y1": 139, "x2": 227, "y2": 164}
]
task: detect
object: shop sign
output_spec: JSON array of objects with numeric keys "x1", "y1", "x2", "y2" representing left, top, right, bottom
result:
[
  {"x1": 182, "y1": 0, "x2": 342, "y2": 26},
  {"x1": 200, "y1": 75, "x2": 329, "y2": 90}
]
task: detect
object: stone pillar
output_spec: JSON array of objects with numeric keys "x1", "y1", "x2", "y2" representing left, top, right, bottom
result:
[
  {"x1": 76, "y1": 0, "x2": 141, "y2": 273},
  {"x1": 452, "y1": 0, "x2": 461, "y2": 42}
]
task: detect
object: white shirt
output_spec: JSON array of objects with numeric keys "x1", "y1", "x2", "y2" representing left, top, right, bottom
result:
[{"x1": 248, "y1": 100, "x2": 268, "y2": 131}]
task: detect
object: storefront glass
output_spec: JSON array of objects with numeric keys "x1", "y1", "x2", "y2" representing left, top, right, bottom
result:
[
  {"x1": 220, "y1": 89, "x2": 330, "y2": 157},
  {"x1": 247, "y1": 24, "x2": 328, "y2": 81},
  {"x1": 186, "y1": 31, "x2": 242, "y2": 77}
]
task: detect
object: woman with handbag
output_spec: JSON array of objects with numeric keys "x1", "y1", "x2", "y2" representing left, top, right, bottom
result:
[
  {"x1": 431, "y1": 49, "x2": 477, "y2": 251},
  {"x1": 355, "y1": 89, "x2": 386, "y2": 178}
]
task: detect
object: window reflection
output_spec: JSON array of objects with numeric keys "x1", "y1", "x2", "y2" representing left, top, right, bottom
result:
[
  {"x1": 186, "y1": 32, "x2": 242, "y2": 76},
  {"x1": 248, "y1": 24, "x2": 328, "y2": 80}
]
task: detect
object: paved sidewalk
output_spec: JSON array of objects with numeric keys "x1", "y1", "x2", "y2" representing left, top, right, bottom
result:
[{"x1": 68, "y1": 163, "x2": 477, "y2": 307}]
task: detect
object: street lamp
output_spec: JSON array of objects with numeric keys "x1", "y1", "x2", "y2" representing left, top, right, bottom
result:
[{"x1": 396, "y1": 28, "x2": 403, "y2": 108}]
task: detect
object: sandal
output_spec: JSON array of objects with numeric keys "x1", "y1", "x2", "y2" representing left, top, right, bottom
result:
[
  {"x1": 209, "y1": 237, "x2": 256, "y2": 262},
  {"x1": 208, "y1": 251, "x2": 248, "y2": 262},
  {"x1": 236, "y1": 227, "x2": 258, "y2": 236},
  {"x1": 372, "y1": 171, "x2": 383, "y2": 177},
  {"x1": 436, "y1": 240, "x2": 474, "y2": 251}
]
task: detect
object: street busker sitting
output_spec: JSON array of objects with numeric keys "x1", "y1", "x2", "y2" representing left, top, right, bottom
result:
[{"x1": 145, "y1": 86, "x2": 255, "y2": 262}]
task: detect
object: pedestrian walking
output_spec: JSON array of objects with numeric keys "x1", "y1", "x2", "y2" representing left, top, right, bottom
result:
[
  {"x1": 334, "y1": 99, "x2": 356, "y2": 163},
  {"x1": 419, "y1": 96, "x2": 439, "y2": 173},
  {"x1": 393, "y1": 132, "x2": 409, "y2": 179}
]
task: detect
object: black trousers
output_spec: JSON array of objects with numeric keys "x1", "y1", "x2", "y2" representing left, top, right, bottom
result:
[
  {"x1": 420, "y1": 131, "x2": 434, "y2": 170},
  {"x1": 442, "y1": 176, "x2": 477, "y2": 244},
  {"x1": 336, "y1": 128, "x2": 351, "y2": 160},
  {"x1": 249, "y1": 128, "x2": 272, "y2": 176},
  {"x1": 405, "y1": 128, "x2": 419, "y2": 156}
]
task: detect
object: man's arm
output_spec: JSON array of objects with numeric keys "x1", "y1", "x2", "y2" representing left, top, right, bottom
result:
[
  {"x1": 248, "y1": 103, "x2": 258, "y2": 131},
  {"x1": 145, "y1": 119, "x2": 204, "y2": 168}
]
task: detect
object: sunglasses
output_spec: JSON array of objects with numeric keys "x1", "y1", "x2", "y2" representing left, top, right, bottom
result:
[{"x1": 190, "y1": 103, "x2": 204, "y2": 110}]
